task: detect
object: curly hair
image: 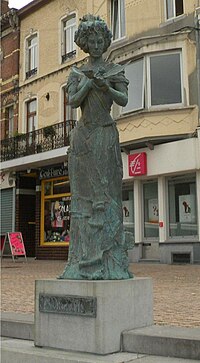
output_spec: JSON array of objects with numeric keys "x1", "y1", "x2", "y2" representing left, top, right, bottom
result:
[{"x1": 74, "y1": 14, "x2": 112, "y2": 54}]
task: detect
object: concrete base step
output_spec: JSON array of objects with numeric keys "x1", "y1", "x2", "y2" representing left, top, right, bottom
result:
[
  {"x1": 1, "y1": 312, "x2": 34, "y2": 341},
  {"x1": 139, "y1": 259, "x2": 160, "y2": 263},
  {"x1": 1, "y1": 337, "x2": 198, "y2": 363},
  {"x1": 122, "y1": 325, "x2": 200, "y2": 360}
]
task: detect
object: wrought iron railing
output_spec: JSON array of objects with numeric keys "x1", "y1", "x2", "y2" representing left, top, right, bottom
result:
[
  {"x1": 62, "y1": 50, "x2": 76, "y2": 63},
  {"x1": 1, "y1": 120, "x2": 76, "y2": 162},
  {"x1": 26, "y1": 67, "x2": 37, "y2": 79}
]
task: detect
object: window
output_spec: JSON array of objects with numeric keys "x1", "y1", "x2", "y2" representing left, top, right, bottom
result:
[
  {"x1": 27, "y1": 99, "x2": 37, "y2": 133},
  {"x1": 165, "y1": 0, "x2": 184, "y2": 20},
  {"x1": 123, "y1": 59, "x2": 144, "y2": 112},
  {"x1": 61, "y1": 14, "x2": 76, "y2": 62},
  {"x1": 123, "y1": 51, "x2": 183, "y2": 113},
  {"x1": 168, "y1": 175, "x2": 197, "y2": 238},
  {"x1": 5, "y1": 106, "x2": 14, "y2": 138},
  {"x1": 111, "y1": 0, "x2": 125, "y2": 40},
  {"x1": 41, "y1": 178, "x2": 71, "y2": 245},
  {"x1": 26, "y1": 34, "x2": 38, "y2": 78},
  {"x1": 63, "y1": 87, "x2": 77, "y2": 122},
  {"x1": 143, "y1": 181, "x2": 159, "y2": 238}
]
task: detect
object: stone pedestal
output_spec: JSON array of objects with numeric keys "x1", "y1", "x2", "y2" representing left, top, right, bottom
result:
[{"x1": 35, "y1": 277, "x2": 153, "y2": 355}]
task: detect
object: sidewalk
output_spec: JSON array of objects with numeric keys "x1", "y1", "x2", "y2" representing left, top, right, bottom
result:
[{"x1": 1, "y1": 258, "x2": 200, "y2": 328}]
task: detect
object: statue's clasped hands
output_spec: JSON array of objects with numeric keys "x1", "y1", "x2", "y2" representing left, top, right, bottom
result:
[{"x1": 83, "y1": 68, "x2": 109, "y2": 92}]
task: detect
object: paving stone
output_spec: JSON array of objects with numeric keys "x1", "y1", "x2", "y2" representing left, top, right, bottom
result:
[{"x1": 1, "y1": 259, "x2": 200, "y2": 328}]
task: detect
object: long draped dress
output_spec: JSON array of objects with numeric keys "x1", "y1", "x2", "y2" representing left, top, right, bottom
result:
[{"x1": 60, "y1": 62, "x2": 133, "y2": 280}]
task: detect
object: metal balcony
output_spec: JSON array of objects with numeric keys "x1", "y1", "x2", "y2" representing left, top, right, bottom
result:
[{"x1": 0, "y1": 120, "x2": 76, "y2": 162}]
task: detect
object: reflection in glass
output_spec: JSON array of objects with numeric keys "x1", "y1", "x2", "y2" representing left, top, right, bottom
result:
[
  {"x1": 168, "y1": 176, "x2": 197, "y2": 237},
  {"x1": 44, "y1": 198, "x2": 71, "y2": 242},
  {"x1": 150, "y1": 53, "x2": 182, "y2": 105},
  {"x1": 122, "y1": 188, "x2": 134, "y2": 235},
  {"x1": 53, "y1": 179, "x2": 70, "y2": 195},
  {"x1": 143, "y1": 182, "x2": 159, "y2": 238}
]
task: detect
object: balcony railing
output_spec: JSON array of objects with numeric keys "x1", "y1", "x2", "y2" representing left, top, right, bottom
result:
[
  {"x1": 26, "y1": 67, "x2": 37, "y2": 79},
  {"x1": 1, "y1": 120, "x2": 76, "y2": 162},
  {"x1": 62, "y1": 50, "x2": 76, "y2": 63}
]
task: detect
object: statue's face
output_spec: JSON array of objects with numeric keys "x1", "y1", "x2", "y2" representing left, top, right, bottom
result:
[{"x1": 87, "y1": 33, "x2": 105, "y2": 57}]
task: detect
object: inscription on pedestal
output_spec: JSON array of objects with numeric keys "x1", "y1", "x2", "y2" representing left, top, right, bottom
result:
[{"x1": 39, "y1": 293, "x2": 97, "y2": 317}]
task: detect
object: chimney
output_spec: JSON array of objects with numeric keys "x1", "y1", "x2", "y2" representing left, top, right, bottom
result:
[{"x1": 1, "y1": 1, "x2": 10, "y2": 14}]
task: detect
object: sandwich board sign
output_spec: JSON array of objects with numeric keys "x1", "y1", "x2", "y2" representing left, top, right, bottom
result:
[{"x1": 1, "y1": 232, "x2": 27, "y2": 262}]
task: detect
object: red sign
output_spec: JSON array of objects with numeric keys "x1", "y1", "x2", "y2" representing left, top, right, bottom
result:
[
  {"x1": 8, "y1": 232, "x2": 26, "y2": 256},
  {"x1": 128, "y1": 152, "x2": 147, "y2": 176}
]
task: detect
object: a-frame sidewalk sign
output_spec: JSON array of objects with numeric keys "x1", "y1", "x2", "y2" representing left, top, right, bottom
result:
[{"x1": 1, "y1": 232, "x2": 27, "y2": 262}]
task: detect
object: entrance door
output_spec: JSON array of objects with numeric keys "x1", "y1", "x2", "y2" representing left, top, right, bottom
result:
[{"x1": 18, "y1": 176, "x2": 36, "y2": 257}]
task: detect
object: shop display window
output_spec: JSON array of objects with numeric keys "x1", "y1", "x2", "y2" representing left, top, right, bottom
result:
[
  {"x1": 41, "y1": 177, "x2": 71, "y2": 245},
  {"x1": 122, "y1": 187, "x2": 134, "y2": 235},
  {"x1": 168, "y1": 175, "x2": 197, "y2": 237},
  {"x1": 143, "y1": 181, "x2": 159, "y2": 238}
]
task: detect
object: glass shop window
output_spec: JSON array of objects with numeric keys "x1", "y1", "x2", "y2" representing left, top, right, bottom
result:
[
  {"x1": 168, "y1": 175, "x2": 197, "y2": 238},
  {"x1": 143, "y1": 181, "x2": 159, "y2": 238},
  {"x1": 41, "y1": 177, "x2": 71, "y2": 245},
  {"x1": 122, "y1": 187, "x2": 134, "y2": 235}
]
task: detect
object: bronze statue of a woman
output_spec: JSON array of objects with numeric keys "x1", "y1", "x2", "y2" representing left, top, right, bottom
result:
[{"x1": 59, "y1": 14, "x2": 133, "y2": 280}]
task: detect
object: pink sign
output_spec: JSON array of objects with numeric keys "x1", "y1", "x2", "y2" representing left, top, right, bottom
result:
[
  {"x1": 8, "y1": 232, "x2": 26, "y2": 256},
  {"x1": 128, "y1": 152, "x2": 147, "y2": 176}
]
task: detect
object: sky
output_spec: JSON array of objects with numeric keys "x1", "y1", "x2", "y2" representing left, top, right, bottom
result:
[{"x1": 9, "y1": 0, "x2": 33, "y2": 9}]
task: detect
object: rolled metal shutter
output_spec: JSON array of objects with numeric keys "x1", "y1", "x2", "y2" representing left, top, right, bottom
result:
[{"x1": 0, "y1": 188, "x2": 14, "y2": 234}]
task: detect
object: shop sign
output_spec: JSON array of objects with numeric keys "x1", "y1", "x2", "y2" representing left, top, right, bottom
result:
[
  {"x1": 128, "y1": 152, "x2": 147, "y2": 176},
  {"x1": 39, "y1": 165, "x2": 68, "y2": 180}
]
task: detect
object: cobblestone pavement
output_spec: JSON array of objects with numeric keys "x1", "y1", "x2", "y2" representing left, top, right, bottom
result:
[{"x1": 1, "y1": 259, "x2": 200, "y2": 328}]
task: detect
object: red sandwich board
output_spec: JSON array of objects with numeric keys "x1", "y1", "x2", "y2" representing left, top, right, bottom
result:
[{"x1": 1, "y1": 232, "x2": 27, "y2": 262}]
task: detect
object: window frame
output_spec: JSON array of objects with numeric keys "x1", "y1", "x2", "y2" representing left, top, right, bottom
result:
[
  {"x1": 26, "y1": 99, "x2": 37, "y2": 133},
  {"x1": 61, "y1": 13, "x2": 76, "y2": 63},
  {"x1": 111, "y1": 0, "x2": 126, "y2": 41},
  {"x1": 142, "y1": 180, "x2": 159, "y2": 240},
  {"x1": 122, "y1": 50, "x2": 184, "y2": 114},
  {"x1": 25, "y1": 33, "x2": 38, "y2": 79},
  {"x1": 164, "y1": 0, "x2": 184, "y2": 21},
  {"x1": 147, "y1": 51, "x2": 184, "y2": 109},
  {"x1": 5, "y1": 105, "x2": 14, "y2": 138},
  {"x1": 123, "y1": 58, "x2": 145, "y2": 113},
  {"x1": 40, "y1": 177, "x2": 71, "y2": 246},
  {"x1": 167, "y1": 174, "x2": 198, "y2": 240}
]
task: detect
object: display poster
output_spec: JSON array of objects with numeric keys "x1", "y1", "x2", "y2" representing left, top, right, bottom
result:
[
  {"x1": 179, "y1": 195, "x2": 196, "y2": 223},
  {"x1": 148, "y1": 198, "x2": 159, "y2": 223},
  {"x1": 122, "y1": 200, "x2": 134, "y2": 233}
]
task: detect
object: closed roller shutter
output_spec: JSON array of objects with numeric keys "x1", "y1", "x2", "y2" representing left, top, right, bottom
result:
[{"x1": 0, "y1": 188, "x2": 14, "y2": 234}]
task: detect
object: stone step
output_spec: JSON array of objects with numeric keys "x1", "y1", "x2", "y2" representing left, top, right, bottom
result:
[
  {"x1": 122, "y1": 325, "x2": 200, "y2": 361},
  {"x1": 1, "y1": 337, "x2": 198, "y2": 363},
  {"x1": 1, "y1": 312, "x2": 34, "y2": 341},
  {"x1": 139, "y1": 259, "x2": 160, "y2": 263}
]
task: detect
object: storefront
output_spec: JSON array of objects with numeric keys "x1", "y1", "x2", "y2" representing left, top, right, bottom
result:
[
  {"x1": 36, "y1": 164, "x2": 70, "y2": 260},
  {"x1": 122, "y1": 135, "x2": 200, "y2": 264}
]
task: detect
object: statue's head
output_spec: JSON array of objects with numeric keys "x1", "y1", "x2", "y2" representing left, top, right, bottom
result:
[{"x1": 74, "y1": 14, "x2": 112, "y2": 54}]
